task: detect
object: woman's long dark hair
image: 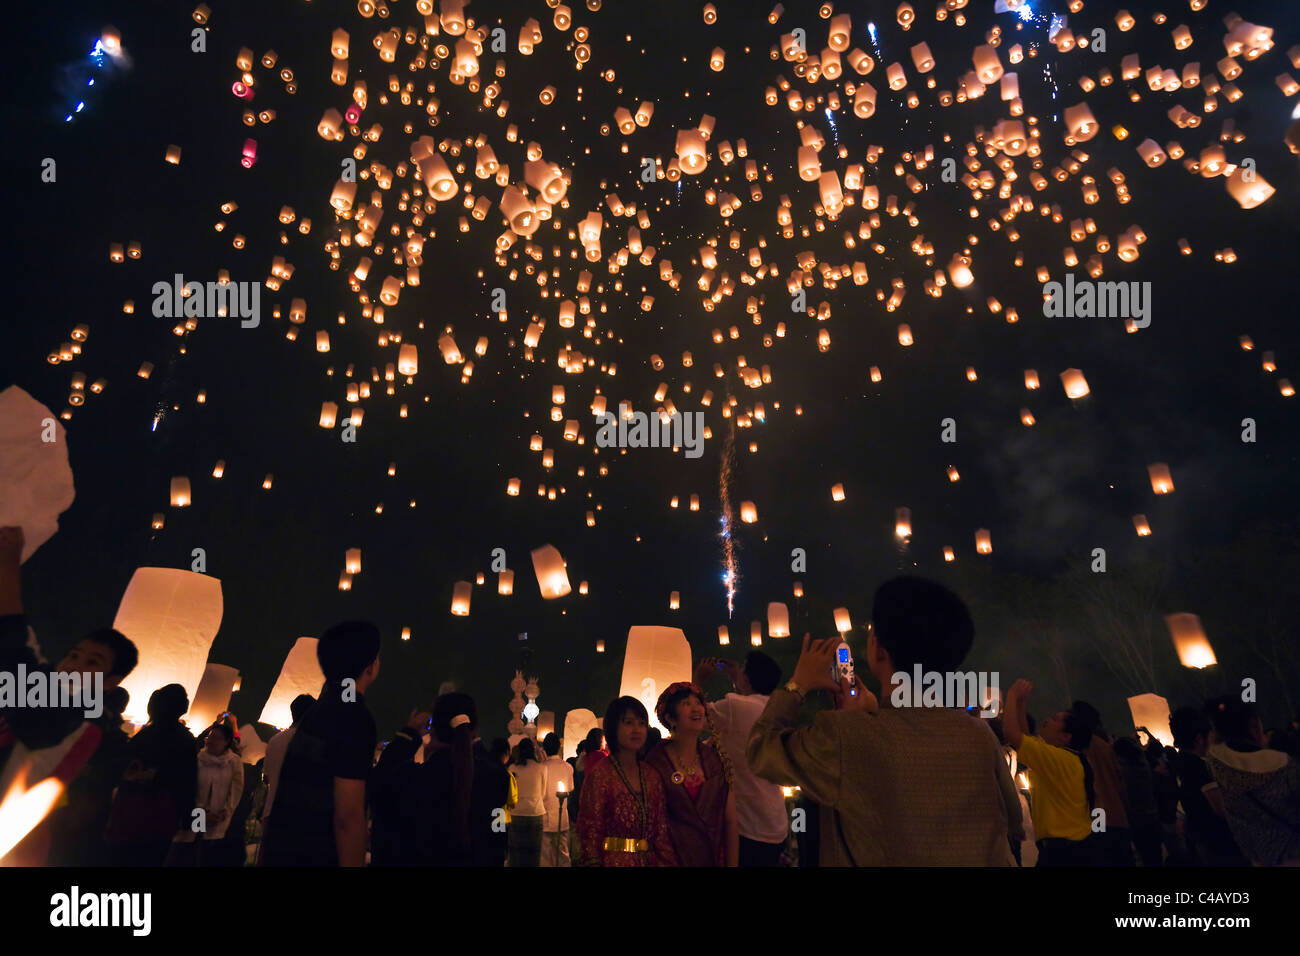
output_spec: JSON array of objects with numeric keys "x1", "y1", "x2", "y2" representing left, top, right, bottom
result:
[
  {"x1": 432, "y1": 693, "x2": 477, "y2": 852},
  {"x1": 515, "y1": 737, "x2": 537, "y2": 765}
]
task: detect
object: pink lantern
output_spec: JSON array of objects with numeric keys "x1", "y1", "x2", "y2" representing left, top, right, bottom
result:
[{"x1": 240, "y1": 138, "x2": 258, "y2": 169}]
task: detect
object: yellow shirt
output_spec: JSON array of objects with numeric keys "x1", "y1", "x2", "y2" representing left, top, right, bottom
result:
[{"x1": 1018, "y1": 735, "x2": 1091, "y2": 841}]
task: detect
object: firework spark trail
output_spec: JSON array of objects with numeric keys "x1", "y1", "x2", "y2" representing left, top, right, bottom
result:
[{"x1": 718, "y1": 414, "x2": 738, "y2": 618}]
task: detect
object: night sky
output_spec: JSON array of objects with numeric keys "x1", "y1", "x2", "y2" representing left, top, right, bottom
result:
[{"x1": 4, "y1": 0, "x2": 1298, "y2": 742}]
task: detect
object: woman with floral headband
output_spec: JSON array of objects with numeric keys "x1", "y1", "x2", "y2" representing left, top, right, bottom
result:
[
  {"x1": 576, "y1": 696, "x2": 677, "y2": 866},
  {"x1": 644, "y1": 681, "x2": 738, "y2": 866}
]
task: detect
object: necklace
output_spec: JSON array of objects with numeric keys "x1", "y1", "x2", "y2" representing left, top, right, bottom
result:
[
  {"x1": 667, "y1": 741, "x2": 701, "y2": 785},
  {"x1": 610, "y1": 756, "x2": 649, "y2": 836}
]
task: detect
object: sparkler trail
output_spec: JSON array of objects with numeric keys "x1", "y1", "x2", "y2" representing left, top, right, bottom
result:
[{"x1": 717, "y1": 413, "x2": 738, "y2": 618}]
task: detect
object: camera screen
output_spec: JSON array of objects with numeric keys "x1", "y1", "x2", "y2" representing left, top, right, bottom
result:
[{"x1": 837, "y1": 647, "x2": 849, "y2": 663}]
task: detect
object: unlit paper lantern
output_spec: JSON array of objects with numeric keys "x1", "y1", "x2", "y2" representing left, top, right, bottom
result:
[{"x1": 114, "y1": 568, "x2": 224, "y2": 724}]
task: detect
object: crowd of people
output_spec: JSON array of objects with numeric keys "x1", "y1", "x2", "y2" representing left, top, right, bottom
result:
[{"x1": 3, "y1": 525, "x2": 1299, "y2": 867}]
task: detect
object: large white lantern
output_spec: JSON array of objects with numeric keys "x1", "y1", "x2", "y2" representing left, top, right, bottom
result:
[
  {"x1": 114, "y1": 568, "x2": 224, "y2": 724},
  {"x1": 619, "y1": 626, "x2": 692, "y2": 736},
  {"x1": 258, "y1": 637, "x2": 325, "y2": 730}
]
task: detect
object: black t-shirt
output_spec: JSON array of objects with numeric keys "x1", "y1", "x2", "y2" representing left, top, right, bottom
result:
[{"x1": 264, "y1": 684, "x2": 375, "y2": 865}]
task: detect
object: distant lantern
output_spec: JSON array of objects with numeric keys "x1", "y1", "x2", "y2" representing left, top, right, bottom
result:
[
  {"x1": 451, "y1": 581, "x2": 472, "y2": 616},
  {"x1": 767, "y1": 602, "x2": 790, "y2": 637},
  {"x1": 1060, "y1": 368, "x2": 1090, "y2": 399},
  {"x1": 1165, "y1": 614, "x2": 1216, "y2": 669},
  {"x1": 345, "y1": 548, "x2": 361, "y2": 574},
  {"x1": 895, "y1": 507, "x2": 912, "y2": 539},
  {"x1": 596, "y1": 640, "x2": 606, "y2": 653},
  {"x1": 897, "y1": 324, "x2": 913, "y2": 346},
  {"x1": 717, "y1": 626, "x2": 729, "y2": 646},
  {"x1": 975, "y1": 529, "x2": 992, "y2": 554},
  {"x1": 740, "y1": 501, "x2": 758, "y2": 523},
  {"x1": 831, "y1": 483, "x2": 845, "y2": 501},
  {"x1": 400, "y1": 627, "x2": 411, "y2": 641},
  {"x1": 212, "y1": 461, "x2": 225, "y2": 479},
  {"x1": 398, "y1": 344, "x2": 418, "y2": 376},
  {"x1": 833, "y1": 607, "x2": 852, "y2": 633},
  {"x1": 498, "y1": 568, "x2": 515, "y2": 595},
  {"x1": 1024, "y1": 370, "x2": 1040, "y2": 390},
  {"x1": 943, "y1": 546, "x2": 955, "y2": 562},
  {"x1": 669, "y1": 590, "x2": 680, "y2": 610},
  {"x1": 1147, "y1": 463, "x2": 1174, "y2": 494},
  {"x1": 1133, "y1": 515, "x2": 1152, "y2": 536},
  {"x1": 749, "y1": 622, "x2": 762, "y2": 647},
  {"x1": 169, "y1": 477, "x2": 192, "y2": 507},
  {"x1": 531, "y1": 544, "x2": 572, "y2": 598},
  {"x1": 793, "y1": 581, "x2": 803, "y2": 598}
]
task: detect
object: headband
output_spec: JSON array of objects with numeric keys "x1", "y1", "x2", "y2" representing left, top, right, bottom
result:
[
  {"x1": 655, "y1": 681, "x2": 705, "y2": 730},
  {"x1": 450, "y1": 714, "x2": 471, "y2": 729}
]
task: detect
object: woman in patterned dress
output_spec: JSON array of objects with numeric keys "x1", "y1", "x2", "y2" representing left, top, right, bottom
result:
[{"x1": 576, "y1": 697, "x2": 677, "y2": 866}]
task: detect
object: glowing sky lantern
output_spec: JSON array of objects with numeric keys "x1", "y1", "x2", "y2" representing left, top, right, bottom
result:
[
  {"x1": 833, "y1": 607, "x2": 852, "y2": 633},
  {"x1": 740, "y1": 501, "x2": 758, "y2": 523},
  {"x1": 1133, "y1": 515, "x2": 1152, "y2": 536},
  {"x1": 1226, "y1": 168, "x2": 1275, "y2": 209},
  {"x1": 114, "y1": 568, "x2": 223, "y2": 724},
  {"x1": 169, "y1": 476, "x2": 191, "y2": 507},
  {"x1": 531, "y1": 544, "x2": 572, "y2": 598},
  {"x1": 1127, "y1": 693, "x2": 1174, "y2": 748},
  {"x1": 1165, "y1": 614, "x2": 1216, "y2": 669},
  {"x1": 1147, "y1": 463, "x2": 1174, "y2": 494},
  {"x1": 1063, "y1": 103, "x2": 1099, "y2": 142},
  {"x1": 895, "y1": 506, "x2": 912, "y2": 539},
  {"x1": 258, "y1": 637, "x2": 324, "y2": 731},
  {"x1": 947, "y1": 254, "x2": 974, "y2": 287},
  {"x1": 498, "y1": 568, "x2": 514, "y2": 595},
  {"x1": 675, "y1": 129, "x2": 708, "y2": 175},
  {"x1": 1060, "y1": 369, "x2": 1091, "y2": 399},
  {"x1": 345, "y1": 548, "x2": 361, "y2": 574},
  {"x1": 186, "y1": 663, "x2": 240, "y2": 731},
  {"x1": 767, "y1": 602, "x2": 790, "y2": 637},
  {"x1": 563, "y1": 708, "x2": 599, "y2": 760},
  {"x1": 831, "y1": 482, "x2": 845, "y2": 501},
  {"x1": 620, "y1": 626, "x2": 693, "y2": 736},
  {"x1": 451, "y1": 580, "x2": 472, "y2": 616},
  {"x1": 397, "y1": 344, "x2": 418, "y2": 376},
  {"x1": 669, "y1": 590, "x2": 680, "y2": 610},
  {"x1": 975, "y1": 529, "x2": 992, "y2": 554}
]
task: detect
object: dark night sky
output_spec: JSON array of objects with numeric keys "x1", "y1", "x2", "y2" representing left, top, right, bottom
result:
[{"x1": 3, "y1": 0, "x2": 1298, "y2": 740}]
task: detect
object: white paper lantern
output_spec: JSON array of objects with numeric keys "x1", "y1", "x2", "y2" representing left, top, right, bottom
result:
[
  {"x1": 619, "y1": 626, "x2": 692, "y2": 735},
  {"x1": 562, "y1": 707, "x2": 599, "y2": 760},
  {"x1": 258, "y1": 637, "x2": 324, "y2": 730},
  {"x1": 1127, "y1": 693, "x2": 1173, "y2": 747},
  {"x1": 114, "y1": 568, "x2": 224, "y2": 724},
  {"x1": 186, "y1": 663, "x2": 240, "y2": 731},
  {"x1": 767, "y1": 602, "x2": 790, "y2": 637},
  {"x1": 0, "y1": 386, "x2": 76, "y2": 563},
  {"x1": 530, "y1": 544, "x2": 572, "y2": 598}
]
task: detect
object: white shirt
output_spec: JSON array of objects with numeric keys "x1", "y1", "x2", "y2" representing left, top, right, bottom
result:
[
  {"x1": 261, "y1": 726, "x2": 296, "y2": 821},
  {"x1": 541, "y1": 755, "x2": 575, "y2": 831},
  {"x1": 710, "y1": 693, "x2": 790, "y2": 843},
  {"x1": 512, "y1": 760, "x2": 547, "y2": 817}
]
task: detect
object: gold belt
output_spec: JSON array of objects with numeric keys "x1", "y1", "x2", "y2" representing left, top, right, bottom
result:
[{"x1": 602, "y1": 836, "x2": 650, "y2": 853}]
